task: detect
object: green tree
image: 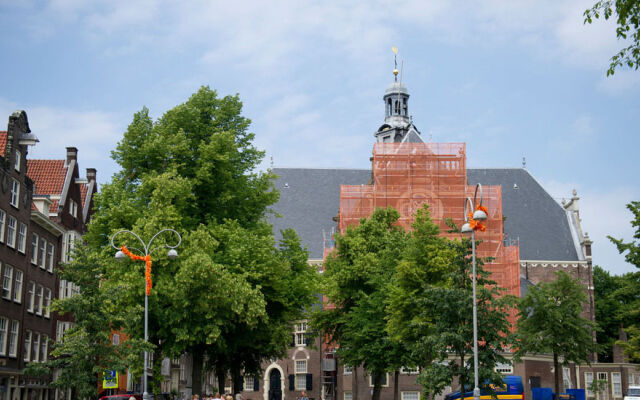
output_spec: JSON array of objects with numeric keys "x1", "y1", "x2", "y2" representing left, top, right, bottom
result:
[
  {"x1": 514, "y1": 271, "x2": 598, "y2": 395},
  {"x1": 24, "y1": 246, "x2": 149, "y2": 398},
  {"x1": 312, "y1": 207, "x2": 408, "y2": 400},
  {"x1": 607, "y1": 201, "x2": 640, "y2": 362},
  {"x1": 56, "y1": 86, "x2": 317, "y2": 396},
  {"x1": 584, "y1": 0, "x2": 640, "y2": 76},
  {"x1": 593, "y1": 265, "x2": 624, "y2": 362},
  {"x1": 388, "y1": 219, "x2": 514, "y2": 399}
]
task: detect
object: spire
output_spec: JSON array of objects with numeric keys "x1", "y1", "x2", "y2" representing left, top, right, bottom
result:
[{"x1": 373, "y1": 47, "x2": 423, "y2": 144}]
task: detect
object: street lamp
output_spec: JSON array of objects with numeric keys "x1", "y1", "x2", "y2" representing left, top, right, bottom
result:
[
  {"x1": 110, "y1": 229, "x2": 182, "y2": 400},
  {"x1": 461, "y1": 184, "x2": 487, "y2": 400}
]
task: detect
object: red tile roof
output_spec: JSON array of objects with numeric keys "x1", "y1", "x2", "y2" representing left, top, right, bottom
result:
[
  {"x1": 27, "y1": 159, "x2": 67, "y2": 195},
  {"x1": 0, "y1": 131, "x2": 6, "y2": 155},
  {"x1": 80, "y1": 183, "x2": 89, "y2": 212}
]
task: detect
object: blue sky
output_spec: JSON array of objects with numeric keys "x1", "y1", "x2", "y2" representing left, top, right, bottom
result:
[{"x1": 0, "y1": 0, "x2": 638, "y2": 274}]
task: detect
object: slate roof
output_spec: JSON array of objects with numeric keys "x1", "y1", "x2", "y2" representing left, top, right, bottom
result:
[{"x1": 268, "y1": 167, "x2": 580, "y2": 262}]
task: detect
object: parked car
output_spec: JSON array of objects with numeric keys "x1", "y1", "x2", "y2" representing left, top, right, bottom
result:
[
  {"x1": 99, "y1": 395, "x2": 143, "y2": 400},
  {"x1": 445, "y1": 375, "x2": 525, "y2": 400},
  {"x1": 625, "y1": 385, "x2": 640, "y2": 400}
]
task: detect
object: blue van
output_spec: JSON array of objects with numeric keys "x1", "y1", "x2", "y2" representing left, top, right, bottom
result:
[{"x1": 445, "y1": 376, "x2": 525, "y2": 400}]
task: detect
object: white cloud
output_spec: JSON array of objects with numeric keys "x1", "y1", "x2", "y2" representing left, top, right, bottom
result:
[{"x1": 0, "y1": 97, "x2": 122, "y2": 182}]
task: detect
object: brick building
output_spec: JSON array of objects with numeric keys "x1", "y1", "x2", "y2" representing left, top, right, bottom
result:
[
  {"x1": 0, "y1": 110, "x2": 97, "y2": 400},
  {"x1": 256, "y1": 72, "x2": 640, "y2": 400}
]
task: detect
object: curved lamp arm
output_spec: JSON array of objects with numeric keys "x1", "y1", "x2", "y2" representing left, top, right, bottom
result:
[{"x1": 110, "y1": 229, "x2": 147, "y2": 256}]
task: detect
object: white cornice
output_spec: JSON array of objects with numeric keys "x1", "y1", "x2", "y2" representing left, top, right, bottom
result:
[
  {"x1": 31, "y1": 210, "x2": 65, "y2": 236},
  {"x1": 520, "y1": 260, "x2": 589, "y2": 268}
]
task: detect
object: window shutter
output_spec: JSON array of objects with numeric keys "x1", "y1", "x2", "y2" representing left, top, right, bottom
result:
[
  {"x1": 235, "y1": 377, "x2": 243, "y2": 393},
  {"x1": 291, "y1": 334, "x2": 295, "y2": 347},
  {"x1": 254, "y1": 377, "x2": 259, "y2": 391},
  {"x1": 305, "y1": 336, "x2": 312, "y2": 346},
  {"x1": 306, "y1": 374, "x2": 313, "y2": 390},
  {"x1": 288, "y1": 374, "x2": 295, "y2": 391}
]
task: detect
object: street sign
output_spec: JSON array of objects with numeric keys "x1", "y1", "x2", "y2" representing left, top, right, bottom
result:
[{"x1": 102, "y1": 370, "x2": 118, "y2": 389}]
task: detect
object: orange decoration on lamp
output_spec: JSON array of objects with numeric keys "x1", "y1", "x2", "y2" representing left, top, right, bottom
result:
[{"x1": 121, "y1": 246, "x2": 154, "y2": 296}]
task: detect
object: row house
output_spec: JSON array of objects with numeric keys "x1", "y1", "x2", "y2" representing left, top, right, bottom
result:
[{"x1": 0, "y1": 111, "x2": 97, "y2": 400}]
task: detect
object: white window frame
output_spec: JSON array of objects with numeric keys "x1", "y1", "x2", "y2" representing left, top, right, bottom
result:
[
  {"x1": 2, "y1": 264, "x2": 13, "y2": 299},
  {"x1": 47, "y1": 242, "x2": 54, "y2": 272},
  {"x1": 0, "y1": 209, "x2": 5, "y2": 243},
  {"x1": 244, "y1": 376, "x2": 254, "y2": 392},
  {"x1": 295, "y1": 373, "x2": 307, "y2": 391},
  {"x1": 41, "y1": 335, "x2": 48, "y2": 362},
  {"x1": 10, "y1": 179, "x2": 19, "y2": 208},
  {"x1": 563, "y1": 367, "x2": 572, "y2": 390},
  {"x1": 31, "y1": 233, "x2": 39, "y2": 264},
  {"x1": 69, "y1": 200, "x2": 77, "y2": 218},
  {"x1": 295, "y1": 320, "x2": 308, "y2": 346},
  {"x1": 296, "y1": 359, "x2": 307, "y2": 374},
  {"x1": 14, "y1": 149, "x2": 21, "y2": 172},
  {"x1": 8, "y1": 320, "x2": 19, "y2": 357},
  {"x1": 112, "y1": 333, "x2": 120, "y2": 346},
  {"x1": 6, "y1": 216, "x2": 16, "y2": 248},
  {"x1": 36, "y1": 285, "x2": 43, "y2": 316},
  {"x1": 343, "y1": 365, "x2": 353, "y2": 375},
  {"x1": 401, "y1": 366, "x2": 419, "y2": 375},
  {"x1": 27, "y1": 281, "x2": 35, "y2": 313},
  {"x1": 401, "y1": 392, "x2": 420, "y2": 400},
  {"x1": 586, "y1": 372, "x2": 594, "y2": 397},
  {"x1": 612, "y1": 372, "x2": 622, "y2": 398},
  {"x1": 13, "y1": 269, "x2": 23, "y2": 303},
  {"x1": 17, "y1": 223, "x2": 27, "y2": 253},
  {"x1": 369, "y1": 372, "x2": 389, "y2": 387},
  {"x1": 44, "y1": 288, "x2": 52, "y2": 318},
  {"x1": 344, "y1": 392, "x2": 353, "y2": 400},
  {"x1": 0, "y1": 317, "x2": 7, "y2": 356},
  {"x1": 38, "y1": 238, "x2": 46, "y2": 269},
  {"x1": 23, "y1": 330, "x2": 31, "y2": 361},
  {"x1": 32, "y1": 333, "x2": 40, "y2": 362}
]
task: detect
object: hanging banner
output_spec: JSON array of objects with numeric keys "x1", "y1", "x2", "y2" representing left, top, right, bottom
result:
[{"x1": 103, "y1": 370, "x2": 118, "y2": 389}]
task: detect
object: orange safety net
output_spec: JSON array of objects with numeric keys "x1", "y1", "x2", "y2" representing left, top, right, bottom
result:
[{"x1": 330, "y1": 142, "x2": 520, "y2": 325}]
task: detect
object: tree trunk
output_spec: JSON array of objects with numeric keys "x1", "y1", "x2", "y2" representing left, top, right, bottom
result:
[
  {"x1": 372, "y1": 371, "x2": 383, "y2": 400},
  {"x1": 459, "y1": 355, "x2": 466, "y2": 392},
  {"x1": 217, "y1": 368, "x2": 227, "y2": 394},
  {"x1": 554, "y1": 352, "x2": 561, "y2": 396},
  {"x1": 353, "y1": 366, "x2": 359, "y2": 400},
  {"x1": 232, "y1": 368, "x2": 243, "y2": 394},
  {"x1": 193, "y1": 349, "x2": 204, "y2": 396},
  {"x1": 393, "y1": 370, "x2": 399, "y2": 400}
]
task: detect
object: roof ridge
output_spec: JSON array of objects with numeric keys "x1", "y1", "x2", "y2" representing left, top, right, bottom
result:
[{"x1": 273, "y1": 166, "x2": 371, "y2": 171}]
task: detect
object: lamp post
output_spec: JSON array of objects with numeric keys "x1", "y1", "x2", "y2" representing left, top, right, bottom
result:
[
  {"x1": 110, "y1": 229, "x2": 181, "y2": 400},
  {"x1": 460, "y1": 184, "x2": 488, "y2": 400}
]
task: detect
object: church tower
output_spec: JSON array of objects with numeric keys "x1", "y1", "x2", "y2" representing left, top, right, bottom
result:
[{"x1": 374, "y1": 49, "x2": 423, "y2": 143}]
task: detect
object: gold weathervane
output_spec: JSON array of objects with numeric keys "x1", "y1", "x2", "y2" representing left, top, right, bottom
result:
[{"x1": 391, "y1": 46, "x2": 399, "y2": 80}]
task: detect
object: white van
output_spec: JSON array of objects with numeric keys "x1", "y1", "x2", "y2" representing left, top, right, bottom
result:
[{"x1": 625, "y1": 385, "x2": 640, "y2": 400}]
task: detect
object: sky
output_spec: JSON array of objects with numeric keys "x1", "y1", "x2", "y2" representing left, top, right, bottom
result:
[{"x1": 0, "y1": 0, "x2": 638, "y2": 275}]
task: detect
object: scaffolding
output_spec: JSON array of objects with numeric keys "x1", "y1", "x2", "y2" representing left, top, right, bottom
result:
[{"x1": 336, "y1": 142, "x2": 520, "y2": 304}]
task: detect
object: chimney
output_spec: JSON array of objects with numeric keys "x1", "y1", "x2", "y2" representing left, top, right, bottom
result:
[
  {"x1": 86, "y1": 168, "x2": 96, "y2": 183},
  {"x1": 66, "y1": 147, "x2": 78, "y2": 166}
]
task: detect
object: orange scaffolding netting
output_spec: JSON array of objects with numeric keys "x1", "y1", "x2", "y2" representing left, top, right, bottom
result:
[{"x1": 330, "y1": 142, "x2": 520, "y2": 323}]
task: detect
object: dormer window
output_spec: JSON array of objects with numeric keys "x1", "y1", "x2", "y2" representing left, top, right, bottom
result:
[{"x1": 14, "y1": 150, "x2": 21, "y2": 172}]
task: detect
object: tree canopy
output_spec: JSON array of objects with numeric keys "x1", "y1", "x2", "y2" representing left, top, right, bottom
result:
[
  {"x1": 606, "y1": 201, "x2": 640, "y2": 362},
  {"x1": 584, "y1": 0, "x2": 640, "y2": 75},
  {"x1": 388, "y1": 219, "x2": 514, "y2": 399},
  {"x1": 38, "y1": 86, "x2": 318, "y2": 397},
  {"x1": 515, "y1": 271, "x2": 598, "y2": 395}
]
